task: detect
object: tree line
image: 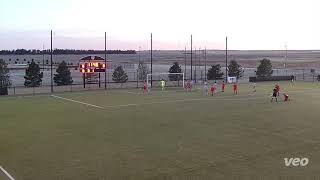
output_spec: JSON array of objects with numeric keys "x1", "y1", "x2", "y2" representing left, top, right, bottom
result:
[
  {"x1": 153, "y1": 58, "x2": 278, "y2": 82},
  {"x1": 0, "y1": 49, "x2": 136, "y2": 55},
  {"x1": 204, "y1": 58, "x2": 274, "y2": 80},
  {"x1": 111, "y1": 56, "x2": 281, "y2": 83},
  {"x1": 165, "y1": 60, "x2": 244, "y2": 82}
]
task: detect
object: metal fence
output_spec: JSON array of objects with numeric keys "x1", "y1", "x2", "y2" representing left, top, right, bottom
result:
[
  {"x1": 5, "y1": 81, "x2": 187, "y2": 96},
  {"x1": 2, "y1": 66, "x2": 320, "y2": 96}
]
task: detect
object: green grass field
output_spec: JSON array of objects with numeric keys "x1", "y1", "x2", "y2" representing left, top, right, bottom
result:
[{"x1": 1, "y1": 82, "x2": 320, "y2": 180}]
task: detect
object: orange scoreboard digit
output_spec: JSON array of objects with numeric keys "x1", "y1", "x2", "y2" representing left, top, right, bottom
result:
[{"x1": 79, "y1": 56, "x2": 107, "y2": 73}]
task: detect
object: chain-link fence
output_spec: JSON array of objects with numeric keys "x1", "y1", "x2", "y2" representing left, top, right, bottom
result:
[
  {"x1": 1, "y1": 31, "x2": 320, "y2": 96},
  {"x1": 2, "y1": 63, "x2": 320, "y2": 96}
]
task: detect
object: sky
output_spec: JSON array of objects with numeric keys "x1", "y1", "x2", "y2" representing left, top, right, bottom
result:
[{"x1": 0, "y1": 0, "x2": 319, "y2": 50}]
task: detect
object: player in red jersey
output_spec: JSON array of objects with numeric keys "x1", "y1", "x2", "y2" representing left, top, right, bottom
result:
[
  {"x1": 283, "y1": 93, "x2": 289, "y2": 101},
  {"x1": 233, "y1": 83, "x2": 238, "y2": 95},
  {"x1": 143, "y1": 82, "x2": 148, "y2": 93},
  {"x1": 210, "y1": 84, "x2": 216, "y2": 96},
  {"x1": 221, "y1": 81, "x2": 225, "y2": 92}
]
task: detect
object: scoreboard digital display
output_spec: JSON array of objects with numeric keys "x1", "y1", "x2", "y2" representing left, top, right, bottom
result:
[
  {"x1": 79, "y1": 56, "x2": 107, "y2": 73},
  {"x1": 79, "y1": 62, "x2": 106, "y2": 73}
]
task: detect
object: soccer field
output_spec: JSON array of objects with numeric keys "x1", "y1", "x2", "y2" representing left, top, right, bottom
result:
[{"x1": 1, "y1": 82, "x2": 320, "y2": 180}]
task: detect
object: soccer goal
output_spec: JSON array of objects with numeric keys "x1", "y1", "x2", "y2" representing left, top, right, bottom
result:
[
  {"x1": 147, "y1": 73, "x2": 185, "y2": 88},
  {"x1": 227, "y1": 76, "x2": 237, "y2": 83}
]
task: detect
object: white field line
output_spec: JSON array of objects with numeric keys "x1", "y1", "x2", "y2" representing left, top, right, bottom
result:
[
  {"x1": 1, "y1": 85, "x2": 319, "y2": 100},
  {"x1": 49, "y1": 93, "x2": 261, "y2": 110},
  {"x1": 103, "y1": 96, "x2": 266, "y2": 109},
  {"x1": 111, "y1": 86, "x2": 320, "y2": 107},
  {"x1": 125, "y1": 91, "x2": 142, "y2": 95},
  {"x1": 52, "y1": 88, "x2": 318, "y2": 110},
  {"x1": 9, "y1": 88, "x2": 319, "y2": 110},
  {"x1": 51, "y1": 95, "x2": 104, "y2": 109},
  {"x1": 0, "y1": 166, "x2": 15, "y2": 180}
]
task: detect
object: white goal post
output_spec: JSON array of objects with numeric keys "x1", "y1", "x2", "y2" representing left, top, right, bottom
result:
[
  {"x1": 227, "y1": 76, "x2": 237, "y2": 83},
  {"x1": 147, "y1": 73, "x2": 185, "y2": 88}
]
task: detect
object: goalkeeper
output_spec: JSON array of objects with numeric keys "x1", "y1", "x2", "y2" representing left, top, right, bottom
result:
[{"x1": 160, "y1": 79, "x2": 166, "y2": 91}]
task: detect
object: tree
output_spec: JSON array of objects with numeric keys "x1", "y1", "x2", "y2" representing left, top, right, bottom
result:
[
  {"x1": 112, "y1": 66, "x2": 128, "y2": 83},
  {"x1": 137, "y1": 61, "x2": 149, "y2": 81},
  {"x1": 168, "y1": 62, "x2": 183, "y2": 84},
  {"x1": 207, "y1": 64, "x2": 224, "y2": 80},
  {"x1": 24, "y1": 61, "x2": 43, "y2": 87},
  {"x1": 256, "y1": 58, "x2": 273, "y2": 77},
  {"x1": 228, "y1": 60, "x2": 243, "y2": 78},
  {"x1": 0, "y1": 59, "x2": 11, "y2": 95},
  {"x1": 54, "y1": 61, "x2": 73, "y2": 86}
]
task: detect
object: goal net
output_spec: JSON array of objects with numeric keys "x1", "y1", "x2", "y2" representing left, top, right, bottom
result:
[
  {"x1": 147, "y1": 73, "x2": 185, "y2": 89},
  {"x1": 227, "y1": 76, "x2": 237, "y2": 83}
]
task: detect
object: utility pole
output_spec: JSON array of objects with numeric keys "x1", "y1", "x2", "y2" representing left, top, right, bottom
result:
[
  {"x1": 190, "y1": 35, "x2": 193, "y2": 81},
  {"x1": 184, "y1": 46, "x2": 186, "y2": 79},
  {"x1": 204, "y1": 47, "x2": 207, "y2": 81},
  {"x1": 150, "y1": 33, "x2": 153, "y2": 87},
  {"x1": 225, "y1": 36, "x2": 228, "y2": 83},
  {"x1": 199, "y1": 47, "x2": 201, "y2": 80},
  {"x1": 284, "y1": 44, "x2": 287, "y2": 69},
  {"x1": 42, "y1": 44, "x2": 45, "y2": 72},
  {"x1": 137, "y1": 46, "x2": 141, "y2": 88},
  {"x1": 50, "y1": 30, "x2": 53, "y2": 93},
  {"x1": 104, "y1": 32, "x2": 107, "y2": 90},
  {"x1": 194, "y1": 46, "x2": 197, "y2": 83},
  {"x1": 139, "y1": 46, "x2": 141, "y2": 64}
]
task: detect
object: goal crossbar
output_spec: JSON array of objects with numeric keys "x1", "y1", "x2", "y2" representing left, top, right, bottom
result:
[{"x1": 147, "y1": 73, "x2": 185, "y2": 88}]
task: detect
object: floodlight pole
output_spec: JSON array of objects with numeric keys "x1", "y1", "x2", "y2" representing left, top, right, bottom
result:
[
  {"x1": 190, "y1": 35, "x2": 193, "y2": 81},
  {"x1": 50, "y1": 30, "x2": 53, "y2": 93},
  {"x1": 284, "y1": 44, "x2": 287, "y2": 69},
  {"x1": 139, "y1": 46, "x2": 141, "y2": 63},
  {"x1": 137, "y1": 46, "x2": 141, "y2": 88},
  {"x1": 194, "y1": 46, "x2": 197, "y2": 83},
  {"x1": 150, "y1": 33, "x2": 153, "y2": 87},
  {"x1": 104, "y1": 32, "x2": 107, "y2": 90},
  {"x1": 199, "y1": 47, "x2": 201, "y2": 80},
  {"x1": 42, "y1": 44, "x2": 45, "y2": 72},
  {"x1": 225, "y1": 36, "x2": 228, "y2": 83},
  {"x1": 184, "y1": 46, "x2": 187, "y2": 79},
  {"x1": 204, "y1": 47, "x2": 207, "y2": 81}
]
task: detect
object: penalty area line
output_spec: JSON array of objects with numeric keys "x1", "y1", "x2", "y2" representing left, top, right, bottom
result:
[
  {"x1": 126, "y1": 91, "x2": 141, "y2": 95},
  {"x1": 51, "y1": 95, "x2": 104, "y2": 109},
  {"x1": 0, "y1": 166, "x2": 15, "y2": 180}
]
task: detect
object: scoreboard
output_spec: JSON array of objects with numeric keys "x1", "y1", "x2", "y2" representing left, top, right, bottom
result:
[
  {"x1": 79, "y1": 56, "x2": 107, "y2": 73},
  {"x1": 79, "y1": 62, "x2": 106, "y2": 73}
]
